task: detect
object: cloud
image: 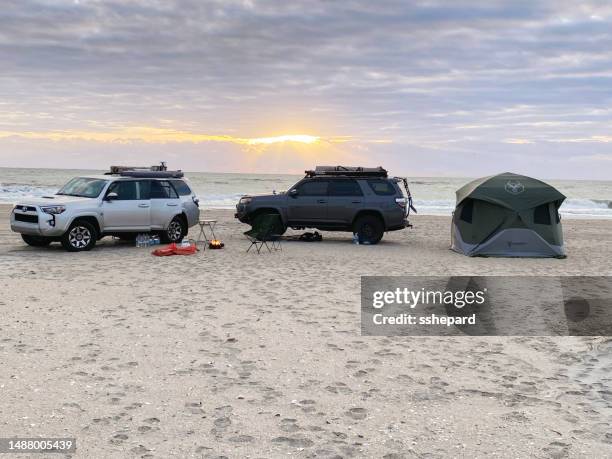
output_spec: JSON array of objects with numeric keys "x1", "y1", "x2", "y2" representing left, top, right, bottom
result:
[
  {"x1": 504, "y1": 138, "x2": 534, "y2": 144},
  {"x1": 0, "y1": 0, "x2": 611, "y2": 177}
]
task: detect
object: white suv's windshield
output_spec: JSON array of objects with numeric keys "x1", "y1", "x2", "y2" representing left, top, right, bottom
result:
[{"x1": 57, "y1": 177, "x2": 108, "y2": 198}]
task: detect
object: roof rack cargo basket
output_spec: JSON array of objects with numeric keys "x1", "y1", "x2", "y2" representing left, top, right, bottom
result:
[
  {"x1": 105, "y1": 162, "x2": 184, "y2": 178},
  {"x1": 305, "y1": 165, "x2": 388, "y2": 178}
]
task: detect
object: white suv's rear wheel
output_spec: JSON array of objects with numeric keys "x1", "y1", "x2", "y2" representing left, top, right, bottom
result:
[
  {"x1": 162, "y1": 216, "x2": 186, "y2": 243},
  {"x1": 61, "y1": 220, "x2": 97, "y2": 252}
]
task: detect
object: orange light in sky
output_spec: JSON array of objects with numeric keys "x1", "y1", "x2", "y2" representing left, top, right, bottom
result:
[
  {"x1": 247, "y1": 134, "x2": 320, "y2": 145},
  {"x1": 0, "y1": 128, "x2": 324, "y2": 146}
]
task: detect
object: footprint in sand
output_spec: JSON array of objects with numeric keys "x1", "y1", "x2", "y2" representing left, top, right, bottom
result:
[
  {"x1": 109, "y1": 433, "x2": 128, "y2": 444},
  {"x1": 271, "y1": 435, "x2": 314, "y2": 448},
  {"x1": 279, "y1": 418, "x2": 300, "y2": 433},
  {"x1": 228, "y1": 435, "x2": 254, "y2": 443},
  {"x1": 346, "y1": 407, "x2": 367, "y2": 420},
  {"x1": 185, "y1": 401, "x2": 204, "y2": 414}
]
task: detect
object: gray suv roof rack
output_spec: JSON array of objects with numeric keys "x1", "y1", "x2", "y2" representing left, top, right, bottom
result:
[{"x1": 305, "y1": 165, "x2": 388, "y2": 178}]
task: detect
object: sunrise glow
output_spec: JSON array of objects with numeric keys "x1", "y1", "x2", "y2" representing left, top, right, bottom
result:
[
  {"x1": 246, "y1": 135, "x2": 320, "y2": 145},
  {"x1": 0, "y1": 128, "x2": 323, "y2": 146}
]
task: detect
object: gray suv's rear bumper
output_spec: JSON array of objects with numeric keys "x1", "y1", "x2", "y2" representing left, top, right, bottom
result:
[{"x1": 386, "y1": 217, "x2": 411, "y2": 231}]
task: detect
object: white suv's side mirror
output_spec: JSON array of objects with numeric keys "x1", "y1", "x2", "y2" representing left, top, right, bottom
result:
[{"x1": 105, "y1": 192, "x2": 119, "y2": 201}]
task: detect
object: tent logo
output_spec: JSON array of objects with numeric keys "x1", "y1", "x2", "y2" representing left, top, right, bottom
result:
[{"x1": 505, "y1": 180, "x2": 525, "y2": 195}]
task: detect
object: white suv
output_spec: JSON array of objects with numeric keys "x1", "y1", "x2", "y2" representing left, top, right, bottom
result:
[{"x1": 10, "y1": 172, "x2": 200, "y2": 252}]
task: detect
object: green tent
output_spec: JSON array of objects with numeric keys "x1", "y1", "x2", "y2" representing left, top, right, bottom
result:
[{"x1": 451, "y1": 173, "x2": 566, "y2": 258}]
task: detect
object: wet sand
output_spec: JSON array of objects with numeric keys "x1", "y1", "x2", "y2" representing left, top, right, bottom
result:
[{"x1": 0, "y1": 204, "x2": 611, "y2": 458}]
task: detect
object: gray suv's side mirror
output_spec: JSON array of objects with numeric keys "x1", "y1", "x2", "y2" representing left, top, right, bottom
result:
[
  {"x1": 105, "y1": 192, "x2": 119, "y2": 201},
  {"x1": 289, "y1": 188, "x2": 299, "y2": 197}
]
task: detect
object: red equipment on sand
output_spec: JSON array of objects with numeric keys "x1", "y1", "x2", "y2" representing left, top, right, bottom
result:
[{"x1": 152, "y1": 242, "x2": 198, "y2": 256}]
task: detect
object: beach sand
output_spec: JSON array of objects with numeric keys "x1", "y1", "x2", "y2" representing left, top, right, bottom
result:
[{"x1": 1, "y1": 203, "x2": 611, "y2": 458}]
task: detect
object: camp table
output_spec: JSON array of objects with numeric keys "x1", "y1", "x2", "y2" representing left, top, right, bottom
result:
[{"x1": 196, "y1": 219, "x2": 218, "y2": 250}]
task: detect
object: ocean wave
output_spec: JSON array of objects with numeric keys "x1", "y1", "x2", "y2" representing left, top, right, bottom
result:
[
  {"x1": 0, "y1": 184, "x2": 59, "y2": 201},
  {"x1": 595, "y1": 199, "x2": 612, "y2": 209},
  {"x1": 559, "y1": 199, "x2": 612, "y2": 217}
]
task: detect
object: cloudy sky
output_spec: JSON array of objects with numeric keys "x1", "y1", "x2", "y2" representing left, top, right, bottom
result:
[{"x1": 1, "y1": 0, "x2": 611, "y2": 178}]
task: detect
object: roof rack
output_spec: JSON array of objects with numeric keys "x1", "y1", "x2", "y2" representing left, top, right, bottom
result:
[
  {"x1": 305, "y1": 166, "x2": 388, "y2": 178},
  {"x1": 105, "y1": 161, "x2": 184, "y2": 178}
]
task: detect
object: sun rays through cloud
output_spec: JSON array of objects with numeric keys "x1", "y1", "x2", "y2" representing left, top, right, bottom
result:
[
  {"x1": 246, "y1": 134, "x2": 320, "y2": 145},
  {"x1": 0, "y1": 128, "x2": 340, "y2": 147}
]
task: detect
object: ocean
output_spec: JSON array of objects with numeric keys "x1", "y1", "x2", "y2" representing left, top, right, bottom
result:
[{"x1": 1, "y1": 167, "x2": 611, "y2": 219}]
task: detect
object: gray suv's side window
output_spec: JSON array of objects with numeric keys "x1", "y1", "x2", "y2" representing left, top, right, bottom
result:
[
  {"x1": 368, "y1": 179, "x2": 396, "y2": 196},
  {"x1": 106, "y1": 181, "x2": 138, "y2": 200},
  {"x1": 328, "y1": 179, "x2": 363, "y2": 196},
  {"x1": 297, "y1": 180, "x2": 329, "y2": 196}
]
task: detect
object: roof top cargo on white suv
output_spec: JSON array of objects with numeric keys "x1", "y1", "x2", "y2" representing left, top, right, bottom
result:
[{"x1": 10, "y1": 163, "x2": 200, "y2": 251}]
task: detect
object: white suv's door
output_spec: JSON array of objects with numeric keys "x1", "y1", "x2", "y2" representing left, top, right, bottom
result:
[
  {"x1": 102, "y1": 180, "x2": 151, "y2": 232},
  {"x1": 102, "y1": 180, "x2": 151, "y2": 231},
  {"x1": 147, "y1": 180, "x2": 180, "y2": 230}
]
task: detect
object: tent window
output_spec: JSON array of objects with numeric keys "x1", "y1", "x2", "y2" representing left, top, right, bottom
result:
[
  {"x1": 460, "y1": 199, "x2": 474, "y2": 223},
  {"x1": 534, "y1": 203, "x2": 551, "y2": 225}
]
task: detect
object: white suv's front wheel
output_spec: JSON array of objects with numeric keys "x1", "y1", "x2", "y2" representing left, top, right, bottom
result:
[
  {"x1": 61, "y1": 220, "x2": 97, "y2": 252},
  {"x1": 21, "y1": 234, "x2": 52, "y2": 247}
]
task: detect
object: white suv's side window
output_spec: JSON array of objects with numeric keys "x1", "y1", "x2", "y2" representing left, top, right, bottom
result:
[
  {"x1": 136, "y1": 180, "x2": 150, "y2": 200},
  {"x1": 106, "y1": 181, "x2": 138, "y2": 200},
  {"x1": 150, "y1": 180, "x2": 178, "y2": 199}
]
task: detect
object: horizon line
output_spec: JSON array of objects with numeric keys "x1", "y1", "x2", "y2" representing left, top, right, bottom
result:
[{"x1": 0, "y1": 165, "x2": 609, "y2": 182}]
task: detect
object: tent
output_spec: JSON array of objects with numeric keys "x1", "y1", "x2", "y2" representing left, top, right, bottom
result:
[{"x1": 451, "y1": 173, "x2": 566, "y2": 258}]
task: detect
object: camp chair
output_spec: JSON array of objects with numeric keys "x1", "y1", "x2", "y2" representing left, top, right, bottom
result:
[{"x1": 244, "y1": 214, "x2": 283, "y2": 253}]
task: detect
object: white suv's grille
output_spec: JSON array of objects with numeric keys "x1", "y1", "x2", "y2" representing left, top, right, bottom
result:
[{"x1": 14, "y1": 213, "x2": 39, "y2": 223}]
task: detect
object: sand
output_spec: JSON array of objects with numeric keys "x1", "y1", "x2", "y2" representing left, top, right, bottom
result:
[{"x1": 1, "y1": 203, "x2": 611, "y2": 458}]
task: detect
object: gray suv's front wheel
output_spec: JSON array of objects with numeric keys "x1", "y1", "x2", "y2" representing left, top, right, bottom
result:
[{"x1": 61, "y1": 220, "x2": 98, "y2": 252}]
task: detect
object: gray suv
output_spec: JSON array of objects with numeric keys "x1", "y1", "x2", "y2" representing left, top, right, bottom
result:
[{"x1": 235, "y1": 166, "x2": 415, "y2": 244}]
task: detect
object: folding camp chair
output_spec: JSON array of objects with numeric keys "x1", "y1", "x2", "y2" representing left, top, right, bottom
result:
[{"x1": 244, "y1": 214, "x2": 283, "y2": 253}]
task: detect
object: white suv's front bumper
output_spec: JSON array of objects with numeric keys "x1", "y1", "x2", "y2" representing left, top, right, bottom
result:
[{"x1": 10, "y1": 205, "x2": 70, "y2": 237}]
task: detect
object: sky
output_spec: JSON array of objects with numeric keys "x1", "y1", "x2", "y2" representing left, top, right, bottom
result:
[{"x1": 1, "y1": 0, "x2": 612, "y2": 179}]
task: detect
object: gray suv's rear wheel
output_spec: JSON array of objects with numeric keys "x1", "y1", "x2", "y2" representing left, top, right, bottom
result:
[
  {"x1": 161, "y1": 216, "x2": 186, "y2": 243},
  {"x1": 61, "y1": 220, "x2": 97, "y2": 252},
  {"x1": 21, "y1": 234, "x2": 52, "y2": 247},
  {"x1": 353, "y1": 215, "x2": 384, "y2": 244}
]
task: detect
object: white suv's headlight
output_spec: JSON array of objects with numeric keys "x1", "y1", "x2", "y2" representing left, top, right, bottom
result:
[{"x1": 41, "y1": 205, "x2": 66, "y2": 215}]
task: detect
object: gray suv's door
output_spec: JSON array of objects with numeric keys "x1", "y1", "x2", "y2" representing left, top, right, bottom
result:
[
  {"x1": 327, "y1": 179, "x2": 363, "y2": 225},
  {"x1": 286, "y1": 179, "x2": 329, "y2": 224}
]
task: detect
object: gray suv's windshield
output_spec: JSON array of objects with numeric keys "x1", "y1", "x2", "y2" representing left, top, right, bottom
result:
[{"x1": 57, "y1": 177, "x2": 108, "y2": 198}]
